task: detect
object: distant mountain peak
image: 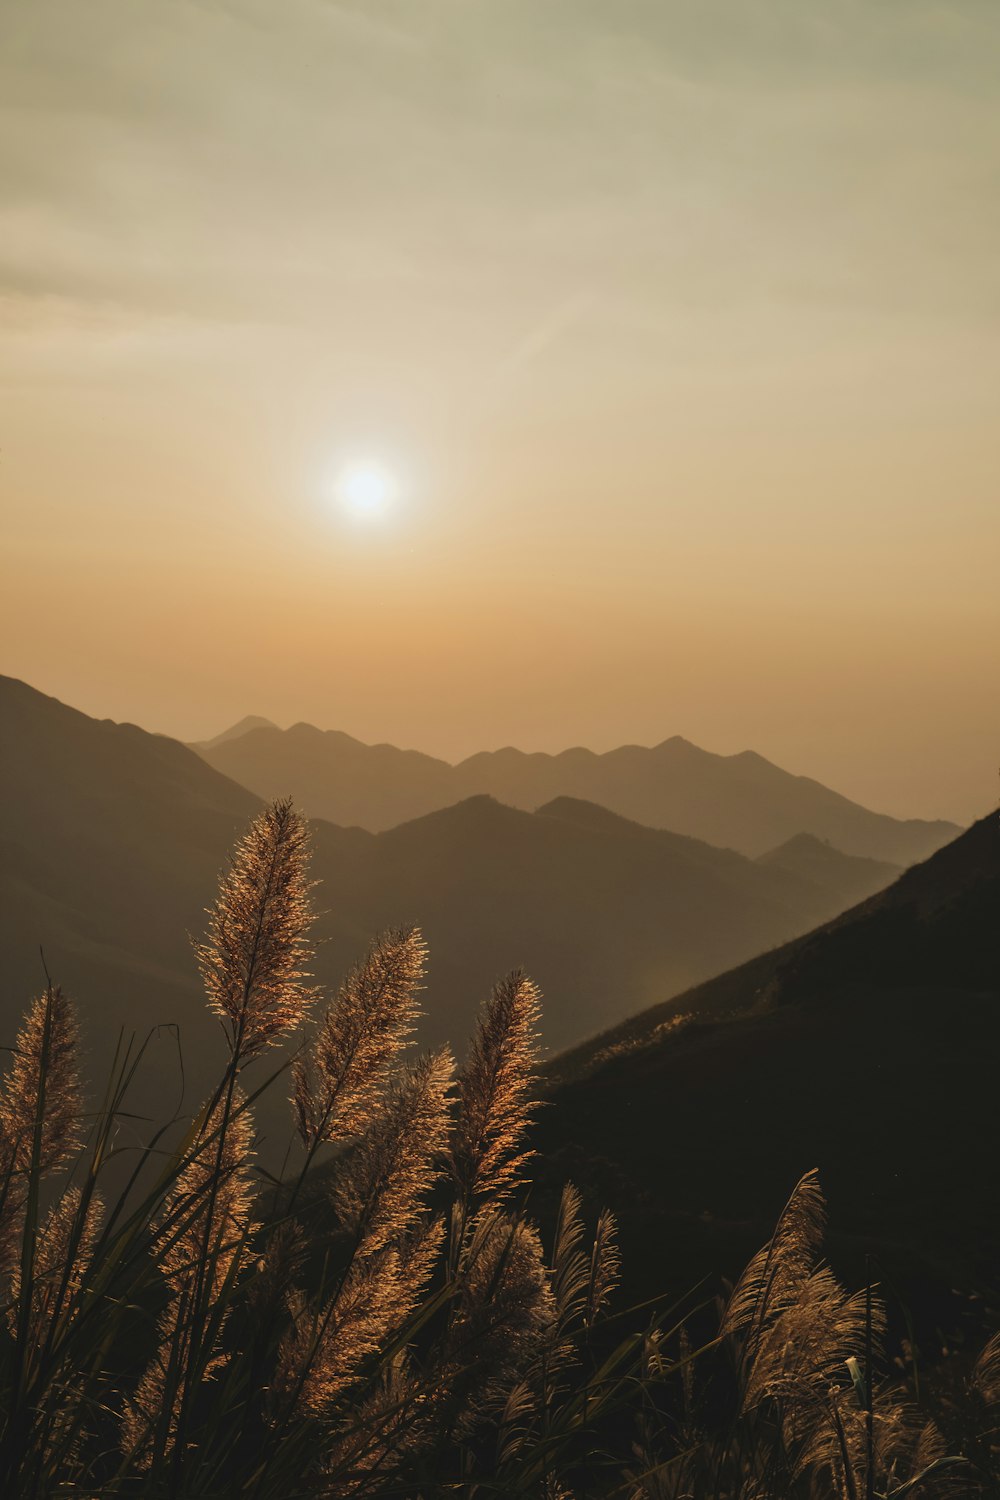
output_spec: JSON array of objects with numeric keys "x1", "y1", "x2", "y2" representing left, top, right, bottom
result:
[
  {"x1": 764, "y1": 832, "x2": 835, "y2": 856},
  {"x1": 413, "y1": 792, "x2": 507, "y2": 822},
  {"x1": 194, "y1": 709, "x2": 961, "y2": 863},
  {"x1": 730, "y1": 748, "x2": 775, "y2": 767},
  {"x1": 285, "y1": 720, "x2": 330, "y2": 738},
  {"x1": 197, "y1": 715, "x2": 278, "y2": 751},
  {"x1": 535, "y1": 796, "x2": 645, "y2": 833},
  {"x1": 652, "y1": 734, "x2": 701, "y2": 753}
]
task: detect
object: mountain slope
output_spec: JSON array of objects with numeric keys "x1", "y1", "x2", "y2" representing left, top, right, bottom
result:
[
  {"x1": 1, "y1": 679, "x2": 905, "y2": 1134},
  {"x1": 197, "y1": 722, "x2": 958, "y2": 863},
  {"x1": 194, "y1": 714, "x2": 278, "y2": 750},
  {"x1": 536, "y1": 812, "x2": 999, "y2": 1317},
  {"x1": 198, "y1": 721, "x2": 458, "y2": 833},
  {"x1": 756, "y1": 832, "x2": 901, "y2": 908},
  {"x1": 0, "y1": 677, "x2": 262, "y2": 1097},
  {"x1": 6, "y1": 674, "x2": 982, "y2": 1316},
  {"x1": 306, "y1": 793, "x2": 887, "y2": 1054}
]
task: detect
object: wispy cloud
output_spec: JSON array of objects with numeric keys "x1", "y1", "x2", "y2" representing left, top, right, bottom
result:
[{"x1": 496, "y1": 293, "x2": 595, "y2": 378}]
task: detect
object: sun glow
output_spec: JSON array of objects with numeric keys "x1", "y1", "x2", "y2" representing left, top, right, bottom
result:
[{"x1": 334, "y1": 461, "x2": 398, "y2": 520}]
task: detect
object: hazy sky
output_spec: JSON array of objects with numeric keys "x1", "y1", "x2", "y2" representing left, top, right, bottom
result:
[{"x1": 2, "y1": 1, "x2": 998, "y2": 824}]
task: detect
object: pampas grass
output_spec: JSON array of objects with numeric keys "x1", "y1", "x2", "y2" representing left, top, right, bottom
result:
[
  {"x1": 120, "y1": 1091, "x2": 257, "y2": 1467},
  {"x1": 293, "y1": 926, "x2": 425, "y2": 1150},
  {"x1": 197, "y1": 796, "x2": 316, "y2": 1064},
  {"x1": 0, "y1": 984, "x2": 82, "y2": 1180},
  {"x1": 0, "y1": 800, "x2": 993, "y2": 1498},
  {"x1": 451, "y1": 969, "x2": 542, "y2": 1205}
]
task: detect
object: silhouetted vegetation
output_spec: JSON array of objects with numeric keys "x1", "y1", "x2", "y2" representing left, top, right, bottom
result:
[
  {"x1": 4, "y1": 675, "x2": 911, "y2": 1085},
  {"x1": 0, "y1": 802, "x2": 996, "y2": 1497}
]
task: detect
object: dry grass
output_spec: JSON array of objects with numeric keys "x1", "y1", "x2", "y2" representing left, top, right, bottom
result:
[{"x1": 0, "y1": 800, "x2": 994, "y2": 1498}]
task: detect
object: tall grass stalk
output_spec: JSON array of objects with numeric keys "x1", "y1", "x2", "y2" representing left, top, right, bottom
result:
[{"x1": 0, "y1": 800, "x2": 993, "y2": 1497}]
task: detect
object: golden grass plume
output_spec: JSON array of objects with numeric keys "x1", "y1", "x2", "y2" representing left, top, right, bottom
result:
[
  {"x1": 120, "y1": 1091, "x2": 257, "y2": 1464},
  {"x1": 452, "y1": 969, "x2": 541, "y2": 1204},
  {"x1": 0, "y1": 985, "x2": 82, "y2": 1178},
  {"x1": 197, "y1": 798, "x2": 316, "y2": 1064},
  {"x1": 330, "y1": 1048, "x2": 453, "y2": 1261},
  {"x1": 292, "y1": 925, "x2": 426, "y2": 1149}
]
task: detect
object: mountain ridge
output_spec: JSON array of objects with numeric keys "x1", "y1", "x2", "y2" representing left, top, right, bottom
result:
[
  {"x1": 194, "y1": 713, "x2": 279, "y2": 750},
  {"x1": 1, "y1": 676, "x2": 910, "y2": 1131},
  {"x1": 196, "y1": 717, "x2": 959, "y2": 863},
  {"x1": 534, "y1": 811, "x2": 999, "y2": 1316}
]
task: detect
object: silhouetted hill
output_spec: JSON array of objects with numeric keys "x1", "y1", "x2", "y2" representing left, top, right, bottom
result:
[
  {"x1": 197, "y1": 722, "x2": 958, "y2": 863},
  {"x1": 756, "y1": 832, "x2": 901, "y2": 907},
  {"x1": 306, "y1": 793, "x2": 890, "y2": 1054},
  {"x1": 1, "y1": 678, "x2": 908, "y2": 1147},
  {"x1": 0, "y1": 677, "x2": 264, "y2": 1115},
  {"x1": 537, "y1": 812, "x2": 1000, "y2": 1321},
  {"x1": 199, "y1": 721, "x2": 457, "y2": 833},
  {"x1": 195, "y1": 714, "x2": 279, "y2": 750}
]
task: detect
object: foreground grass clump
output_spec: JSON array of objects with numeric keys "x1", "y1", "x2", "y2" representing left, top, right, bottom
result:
[{"x1": 0, "y1": 800, "x2": 996, "y2": 1498}]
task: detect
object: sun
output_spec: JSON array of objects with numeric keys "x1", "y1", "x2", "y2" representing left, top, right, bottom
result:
[{"x1": 334, "y1": 461, "x2": 398, "y2": 520}]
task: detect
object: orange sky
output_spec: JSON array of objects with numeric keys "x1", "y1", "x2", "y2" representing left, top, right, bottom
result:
[{"x1": 2, "y1": 1, "x2": 998, "y2": 824}]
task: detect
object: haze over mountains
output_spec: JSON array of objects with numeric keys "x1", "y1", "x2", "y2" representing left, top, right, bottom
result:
[
  {"x1": 3, "y1": 672, "x2": 995, "y2": 1315},
  {"x1": 539, "y1": 808, "x2": 999, "y2": 1316},
  {"x1": 196, "y1": 714, "x2": 278, "y2": 751},
  {"x1": 1, "y1": 675, "x2": 918, "y2": 1143},
  {"x1": 197, "y1": 719, "x2": 959, "y2": 865},
  {"x1": 754, "y1": 832, "x2": 900, "y2": 903}
]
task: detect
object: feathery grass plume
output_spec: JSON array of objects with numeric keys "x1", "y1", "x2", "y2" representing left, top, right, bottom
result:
[
  {"x1": 0, "y1": 985, "x2": 83, "y2": 1281},
  {"x1": 585, "y1": 1207, "x2": 620, "y2": 1330},
  {"x1": 165, "y1": 1091, "x2": 257, "y2": 1303},
  {"x1": 476, "y1": 1193, "x2": 621, "y2": 1483},
  {"x1": 0, "y1": 985, "x2": 82, "y2": 1177},
  {"x1": 276, "y1": 1044, "x2": 451, "y2": 1426},
  {"x1": 722, "y1": 1168, "x2": 826, "y2": 1361},
  {"x1": 246, "y1": 1219, "x2": 307, "y2": 1322},
  {"x1": 548, "y1": 1184, "x2": 620, "y2": 1369},
  {"x1": 742, "y1": 1268, "x2": 877, "y2": 1425},
  {"x1": 551, "y1": 1183, "x2": 590, "y2": 1326},
  {"x1": 973, "y1": 1330, "x2": 1000, "y2": 1407},
  {"x1": 331, "y1": 1049, "x2": 453, "y2": 1260},
  {"x1": 794, "y1": 1389, "x2": 944, "y2": 1499},
  {"x1": 197, "y1": 798, "x2": 316, "y2": 1064},
  {"x1": 7, "y1": 1186, "x2": 102, "y2": 1343},
  {"x1": 279, "y1": 1215, "x2": 445, "y2": 1419},
  {"x1": 452, "y1": 970, "x2": 541, "y2": 1204},
  {"x1": 721, "y1": 1173, "x2": 934, "y2": 1500},
  {"x1": 120, "y1": 1091, "x2": 257, "y2": 1464},
  {"x1": 292, "y1": 926, "x2": 426, "y2": 1149},
  {"x1": 912, "y1": 1417, "x2": 949, "y2": 1475},
  {"x1": 2, "y1": 1188, "x2": 104, "y2": 1479},
  {"x1": 494, "y1": 1376, "x2": 539, "y2": 1467},
  {"x1": 448, "y1": 1209, "x2": 555, "y2": 1424},
  {"x1": 321, "y1": 1349, "x2": 429, "y2": 1489}
]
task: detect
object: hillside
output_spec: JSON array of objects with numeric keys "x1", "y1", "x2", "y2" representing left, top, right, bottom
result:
[
  {"x1": 194, "y1": 713, "x2": 278, "y2": 750},
  {"x1": 537, "y1": 811, "x2": 999, "y2": 1318},
  {"x1": 0, "y1": 677, "x2": 264, "y2": 1122},
  {"x1": 0, "y1": 675, "x2": 259, "y2": 1010},
  {"x1": 756, "y1": 832, "x2": 901, "y2": 907},
  {"x1": 0, "y1": 677, "x2": 907, "y2": 1143},
  {"x1": 305, "y1": 792, "x2": 888, "y2": 1054},
  {"x1": 197, "y1": 719, "x2": 958, "y2": 863},
  {"x1": 3, "y1": 675, "x2": 994, "y2": 1318}
]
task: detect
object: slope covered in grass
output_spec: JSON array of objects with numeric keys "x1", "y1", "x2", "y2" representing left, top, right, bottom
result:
[{"x1": 538, "y1": 813, "x2": 999, "y2": 1319}]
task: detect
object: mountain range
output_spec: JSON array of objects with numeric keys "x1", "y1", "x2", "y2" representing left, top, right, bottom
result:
[
  {"x1": 195, "y1": 719, "x2": 959, "y2": 864},
  {"x1": 1, "y1": 675, "x2": 910, "y2": 1145},
  {"x1": 2, "y1": 673, "x2": 994, "y2": 1319}
]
